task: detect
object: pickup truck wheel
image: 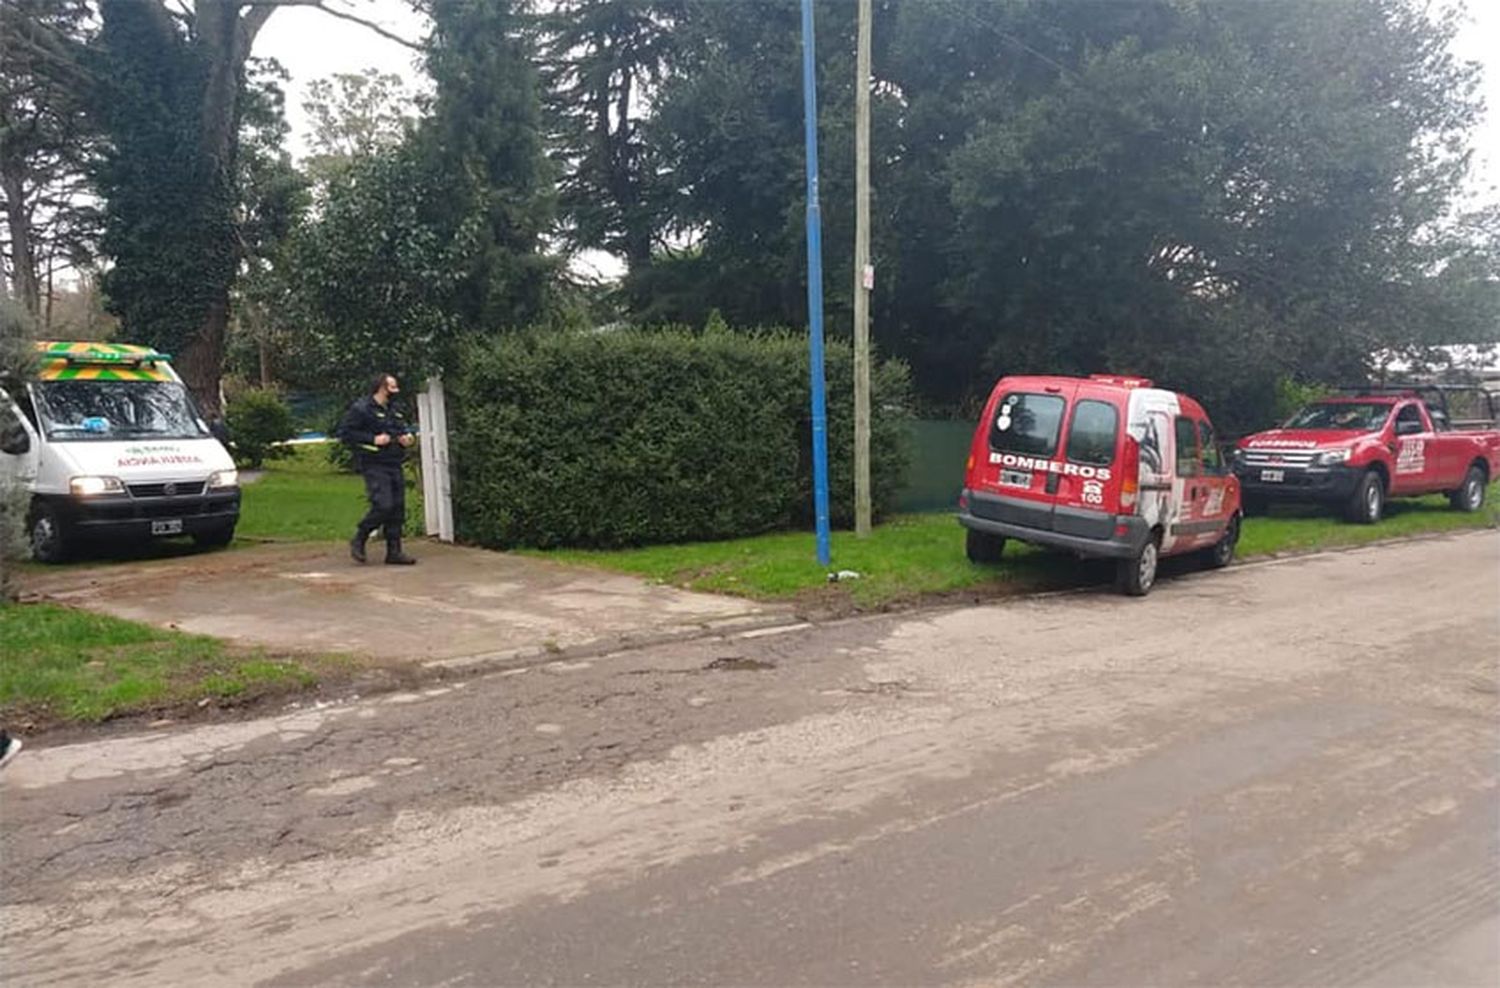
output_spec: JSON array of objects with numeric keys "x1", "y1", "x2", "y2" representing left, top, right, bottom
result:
[
  {"x1": 1117, "y1": 534, "x2": 1160, "y2": 597},
  {"x1": 965, "y1": 529, "x2": 1006, "y2": 564},
  {"x1": 28, "y1": 503, "x2": 72, "y2": 564},
  {"x1": 1449, "y1": 466, "x2": 1486, "y2": 513},
  {"x1": 1345, "y1": 470, "x2": 1384, "y2": 525},
  {"x1": 1203, "y1": 515, "x2": 1239, "y2": 570}
]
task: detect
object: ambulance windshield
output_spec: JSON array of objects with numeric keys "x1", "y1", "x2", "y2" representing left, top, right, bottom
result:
[{"x1": 33, "y1": 380, "x2": 209, "y2": 442}]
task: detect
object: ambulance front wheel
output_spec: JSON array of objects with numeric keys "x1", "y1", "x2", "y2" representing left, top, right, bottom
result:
[
  {"x1": 965, "y1": 529, "x2": 1006, "y2": 564},
  {"x1": 28, "y1": 502, "x2": 72, "y2": 564},
  {"x1": 193, "y1": 522, "x2": 236, "y2": 550}
]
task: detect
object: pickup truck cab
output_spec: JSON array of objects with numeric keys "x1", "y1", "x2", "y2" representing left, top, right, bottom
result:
[
  {"x1": 0, "y1": 341, "x2": 241, "y2": 562},
  {"x1": 959, "y1": 374, "x2": 1242, "y2": 596},
  {"x1": 1233, "y1": 388, "x2": 1500, "y2": 524}
]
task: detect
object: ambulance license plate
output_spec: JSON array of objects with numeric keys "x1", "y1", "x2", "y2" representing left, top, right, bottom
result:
[
  {"x1": 151, "y1": 519, "x2": 184, "y2": 536},
  {"x1": 999, "y1": 468, "x2": 1032, "y2": 489},
  {"x1": 1259, "y1": 469, "x2": 1285, "y2": 483}
]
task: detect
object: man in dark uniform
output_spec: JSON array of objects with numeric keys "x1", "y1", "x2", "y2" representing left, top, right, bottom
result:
[{"x1": 338, "y1": 373, "x2": 418, "y2": 565}]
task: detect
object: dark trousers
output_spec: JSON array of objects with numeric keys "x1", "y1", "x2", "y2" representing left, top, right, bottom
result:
[{"x1": 357, "y1": 464, "x2": 406, "y2": 543}]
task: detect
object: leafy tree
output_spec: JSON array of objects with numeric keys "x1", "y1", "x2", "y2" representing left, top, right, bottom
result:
[
  {"x1": 232, "y1": 60, "x2": 309, "y2": 388},
  {"x1": 0, "y1": 295, "x2": 36, "y2": 596},
  {"x1": 422, "y1": 0, "x2": 558, "y2": 331},
  {"x1": 621, "y1": 0, "x2": 1496, "y2": 426},
  {"x1": 0, "y1": 0, "x2": 100, "y2": 319},
  {"x1": 89, "y1": 0, "x2": 421, "y2": 416},
  {"x1": 633, "y1": 0, "x2": 861, "y2": 330},
  {"x1": 539, "y1": 0, "x2": 679, "y2": 276},
  {"x1": 301, "y1": 69, "x2": 415, "y2": 188},
  {"x1": 279, "y1": 139, "x2": 482, "y2": 395}
]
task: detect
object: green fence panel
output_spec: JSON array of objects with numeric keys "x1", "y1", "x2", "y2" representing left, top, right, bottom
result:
[{"x1": 897, "y1": 419, "x2": 974, "y2": 513}]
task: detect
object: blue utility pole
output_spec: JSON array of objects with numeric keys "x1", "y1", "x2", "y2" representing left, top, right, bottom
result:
[{"x1": 800, "y1": 0, "x2": 832, "y2": 567}]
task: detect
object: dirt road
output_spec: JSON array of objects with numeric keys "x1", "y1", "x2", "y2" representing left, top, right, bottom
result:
[{"x1": 3, "y1": 532, "x2": 1497, "y2": 986}]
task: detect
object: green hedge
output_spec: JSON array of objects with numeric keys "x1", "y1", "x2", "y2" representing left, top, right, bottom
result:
[{"x1": 449, "y1": 327, "x2": 912, "y2": 548}]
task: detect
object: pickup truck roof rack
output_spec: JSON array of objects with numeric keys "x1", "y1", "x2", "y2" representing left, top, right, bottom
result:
[{"x1": 1328, "y1": 383, "x2": 1497, "y2": 429}]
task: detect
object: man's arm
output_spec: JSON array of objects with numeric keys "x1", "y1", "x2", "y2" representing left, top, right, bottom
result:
[{"x1": 337, "y1": 402, "x2": 380, "y2": 446}]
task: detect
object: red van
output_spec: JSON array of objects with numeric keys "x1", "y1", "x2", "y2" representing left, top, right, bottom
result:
[{"x1": 958, "y1": 374, "x2": 1242, "y2": 595}]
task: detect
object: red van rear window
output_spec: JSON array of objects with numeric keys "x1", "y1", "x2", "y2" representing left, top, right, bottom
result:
[
  {"x1": 1066, "y1": 400, "x2": 1118, "y2": 466},
  {"x1": 990, "y1": 393, "x2": 1065, "y2": 456}
]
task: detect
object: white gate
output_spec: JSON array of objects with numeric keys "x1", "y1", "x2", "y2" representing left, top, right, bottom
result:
[{"x1": 417, "y1": 376, "x2": 455, "y2": 543}]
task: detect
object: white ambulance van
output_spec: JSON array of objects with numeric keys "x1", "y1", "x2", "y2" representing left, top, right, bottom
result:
[{"x1": 0, "y1": 341, "x2": 240, "y2": 562}]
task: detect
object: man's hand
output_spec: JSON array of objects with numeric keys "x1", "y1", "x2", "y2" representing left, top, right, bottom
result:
[
  {"x1": 374, "y1": 433, "x2": 392, "y2": 447},
  {"x1": 398, "y1": 434, "x2": 415, "y2": 448}
]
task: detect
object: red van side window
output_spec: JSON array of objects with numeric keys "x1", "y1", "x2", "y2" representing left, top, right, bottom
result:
[{"x1": 1174, "y1": 416, "x2": 1200, "y2": 477}]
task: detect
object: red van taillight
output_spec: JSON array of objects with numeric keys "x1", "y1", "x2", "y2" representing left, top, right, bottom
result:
[
  {"x1": 1119, "y1": 436, "x2": 1141, "y2": 511},
  {"x1": 966, "y1": 453, "x2": 974, "y2": 471}
]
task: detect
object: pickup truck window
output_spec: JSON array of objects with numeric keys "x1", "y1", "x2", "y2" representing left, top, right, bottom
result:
[
  {"x1": 1284, "y1": 402, "x2": 1390, "y2": 431},
  {"x1": 1394, "y1": 404, "x2": 1426, "y2": 435}
]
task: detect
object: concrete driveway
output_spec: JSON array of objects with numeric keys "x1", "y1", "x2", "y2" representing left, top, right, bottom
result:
[{"x1": 20, "y1": 541, "x2": 789, "y2": 668}]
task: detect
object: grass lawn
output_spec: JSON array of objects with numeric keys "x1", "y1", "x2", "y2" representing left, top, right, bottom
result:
[
  {"x1": 237, "y1": 444, "x2": 423, "y2": 543},
  {"x1": 538, "y1": 485, "x2": 1500, "y2": 608},
  {"x1": 0, "y1": 601, "x2": 350, "y2": 728},
  {"x1": 5, "y1": 453, "x2": 1491, "y2": 729}
]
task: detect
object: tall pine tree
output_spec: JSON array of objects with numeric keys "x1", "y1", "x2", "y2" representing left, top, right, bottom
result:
[{"x1": 424, "y1": 0, "x2": 558, "y2": 331}]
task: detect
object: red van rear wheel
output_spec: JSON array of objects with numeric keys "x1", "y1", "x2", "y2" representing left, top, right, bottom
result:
[
  {"x1": 1202, "y1": 515, "x2": 1239, "y2": 570},
  {"x1": 965, "y1": 529, "x2": 1006, "y2": 564},
  {"x1": 1117, "y1": 534, "x2": 1159, "y2": 597}
]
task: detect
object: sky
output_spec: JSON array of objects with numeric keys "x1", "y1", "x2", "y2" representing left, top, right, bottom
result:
[{"x1": 256, "y1": 0, "x2": 1500, "y2": 211}]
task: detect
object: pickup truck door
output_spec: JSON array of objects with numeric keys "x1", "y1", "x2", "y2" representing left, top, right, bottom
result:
[
  {"x1": 1389, "y1": 402, "x2": 1440, "y2": 495},
  {"x1": 1423, "y1": 401, "x2": 1476, "y2": 490}
]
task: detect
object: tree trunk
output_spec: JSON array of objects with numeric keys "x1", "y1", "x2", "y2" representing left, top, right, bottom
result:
[
  {"x1": 0, "y1": 172, "x2": 40, "y2": 318},
  {"x1": 176, "y1": 0, "x2": 264, "y2": 417},
  {"x1": 44, "y1": 253, "x2": 54, "y2": 333},
  {"x1": 179, "y1": 292, "x2": 229, "y2": 414}
]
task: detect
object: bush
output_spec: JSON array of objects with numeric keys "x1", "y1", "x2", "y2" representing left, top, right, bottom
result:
[
  {"x1": 324, "y1": 408, "x2": 357, "y2": 473},
  {"x1": 448, "y1": 327, "x2": 912, "y2": 549},
  {"x1": 1, "y1": 298, "x2": 36, "y2": 597},
  {"x1": 226, "y1": 390, "x2": 295, "y2": 469}
]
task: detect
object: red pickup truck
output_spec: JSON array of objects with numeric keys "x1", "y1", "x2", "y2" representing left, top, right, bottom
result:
[{"x1": 1232, "y1": 387, "x2": 1500, "y2": 523}]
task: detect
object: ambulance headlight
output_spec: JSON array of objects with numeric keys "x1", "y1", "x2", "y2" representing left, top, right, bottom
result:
[
  {"x1": 1313, "y1": 449, "x2": 1351, "y2": 467},
  {"x1": 207, "y1": 469, "x2": 239, "y2": 489},
  {"x1": 70, "y1": 475, "x2": 126, "y2": 496}
]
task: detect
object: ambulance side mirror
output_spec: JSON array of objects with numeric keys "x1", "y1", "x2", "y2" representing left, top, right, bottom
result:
[{"x1": 0, "y1": 422, "x2": 29, "y2": 455}]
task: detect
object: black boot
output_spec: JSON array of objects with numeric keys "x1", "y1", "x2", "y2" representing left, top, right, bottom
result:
[
  {"x1": 350, "y1": 529, "x2": 371, "y2": 564},
  {"x1": 385, "y1": 538, "x2": 417, "y2": 566}
]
